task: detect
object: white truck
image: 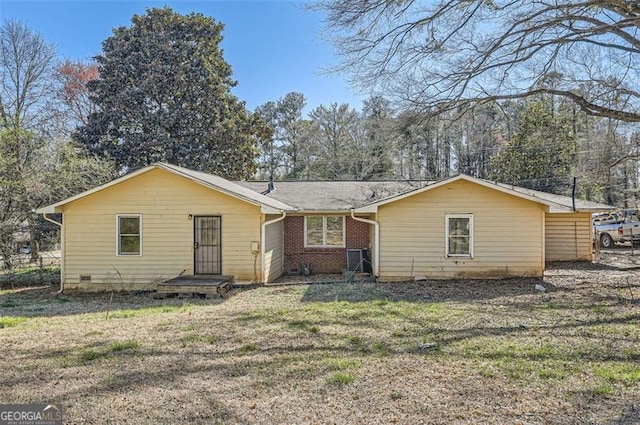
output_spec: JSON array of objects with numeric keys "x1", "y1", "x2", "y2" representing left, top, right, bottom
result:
[{"x1": 593, "y1": 213, "x2": 640, "y2": 248}]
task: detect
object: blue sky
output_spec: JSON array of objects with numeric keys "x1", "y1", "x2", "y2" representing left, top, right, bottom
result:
[{"x1": 0, "y1": 0, "x2": 364, "y2": 112}]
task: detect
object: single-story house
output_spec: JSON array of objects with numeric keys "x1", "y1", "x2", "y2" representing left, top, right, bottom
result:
[{"x1": 37, "y1": 163, "x2": 611, "y2": 291}]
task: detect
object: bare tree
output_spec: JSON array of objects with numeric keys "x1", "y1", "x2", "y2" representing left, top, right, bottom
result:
[
  {"x1": 317, "y1": 0, "x2": 640, "y2": 122},
  {"x1": 394, "y1": 110, "x2": 453, "y2": 180},
  {"x1": 0, "y1": 20, "x2": 56, "y2": 131},
  {"x1": 0, "y1": 20, "x2": 56, "y2": 266},
  {"x1": 57, "y1": 59, "x2": 99, "y2": 130}
]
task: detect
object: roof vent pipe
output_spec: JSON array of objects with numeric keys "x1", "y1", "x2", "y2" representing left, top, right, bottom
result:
[
  {"x1": 572, "y1": 176, "x2": 577, "y2": 212},
  {"x1": 261, "y1": 178, "x2": 275, "y2": 195}
]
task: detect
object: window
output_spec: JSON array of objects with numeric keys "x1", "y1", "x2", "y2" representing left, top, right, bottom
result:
[
  {"x1": 446, "y1": 214, "x2": 473, "y2": 257},
  {"x1": 117, "y1": 215, "x2": 142, "y2": 255},
  {"x1": 304, "y1": 216, "x2": 345, "y2": 247}
]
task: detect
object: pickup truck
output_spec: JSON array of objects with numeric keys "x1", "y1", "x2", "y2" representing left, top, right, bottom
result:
[
  {"x1": 593, "y1": 212, "x2": 622, "y2": 225},
  {"x1": 594, "y1": 218, "x2": 640, "y2": 248}
]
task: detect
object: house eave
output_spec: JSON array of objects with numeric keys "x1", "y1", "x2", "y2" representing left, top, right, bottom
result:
[
  {"x1": 261, "y1": 206, "x2": 294, "y2": 214},
  {"x1": 286, "y1": 209, "x2": 372, "y2": 215},
  {"x1": 548, "y1": 206, "x2": 613, "y2": 213},
  {"x1": 35, "y1": 205, "x2": 57, "y2": 214},
  {"x1": 353, "y1": 205, "x2": 378, "y2": 214}
]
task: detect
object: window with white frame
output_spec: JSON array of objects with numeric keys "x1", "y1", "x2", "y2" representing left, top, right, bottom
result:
[
  {"x1": 446, "y1": 214, "x2": 473, "y2": 257},
  {"x1": 117, "y1": 215, "x2": 142, "y2": 255},
  {"x1": 304, "y1": 216, "x2": 345, "y2": 248}
]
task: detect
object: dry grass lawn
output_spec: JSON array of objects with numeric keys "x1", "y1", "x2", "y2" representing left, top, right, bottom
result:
[{"x1": 1, "y1": 260, "x2": 639, "y2": 424}]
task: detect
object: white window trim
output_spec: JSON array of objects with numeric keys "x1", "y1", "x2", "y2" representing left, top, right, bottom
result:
[
  {"x1": 445, "y1": 214, "x2": 473, "y2": 258},
  {"x1": 116, "y1": 214, "x2": 143, "y2": 256},
  {"x1": 304, "y1": 216, "x2": 346, "y2": 248}
]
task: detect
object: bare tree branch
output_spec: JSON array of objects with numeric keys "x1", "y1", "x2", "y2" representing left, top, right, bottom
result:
[
  {"x1": 0, "y1": 20, "x2": 56, "y2": 131},
  {"x1": 317, "y1": 0, "x2": 640, "y2": 122}
]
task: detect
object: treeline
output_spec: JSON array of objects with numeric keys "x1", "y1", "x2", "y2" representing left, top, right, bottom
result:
[{"x1": 255, "y1": 93, "x2": 640, "y2": 207}]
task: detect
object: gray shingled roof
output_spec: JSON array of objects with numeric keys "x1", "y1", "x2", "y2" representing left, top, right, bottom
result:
[
  {"x1": 238, "y1": 176, "x2": 613, "y2": 212},
  {"x1": 236, "y1": 180, "x2": 430, "y2": 211}
]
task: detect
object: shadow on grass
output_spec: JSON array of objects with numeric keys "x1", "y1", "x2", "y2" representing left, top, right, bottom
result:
[
  {"x1": 0, "y1": 267, "x2": 61, "y2": 289},
  {"x1": 46, "y1": 354, "x2": 247, "y2": 424},
  {"x1": 5, "y1": 334, "x2": 638, "y2": 421},
  {"x1": 607, "y1": 405, "x2": 640, "y2": 425},
  {"x1": 546, "y1": 260, "x2": 624, "y2": 271},
  {"x1": 0, "y1": 276, "x2": 548, "y2": 319},
  {"x1": 568, "y1": 388, "x2": 640, "y2": 425},
  {"x1": 2, "y1": 292, "x2": 638, "y2": 424},
  {"x1": 300, "y1": 278, "x2": 548, "y2": 304},
  {"x1": 0, "y1": 285, "x2": 227, "y2": 318}
]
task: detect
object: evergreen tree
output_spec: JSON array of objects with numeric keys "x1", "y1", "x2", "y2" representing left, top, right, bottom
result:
[
  {"x1": 75, "y1": 7, "x2": 261, "y2": 179},
  {"x1": 491, "y1": 98, "x2": 577, "y2": 193}
]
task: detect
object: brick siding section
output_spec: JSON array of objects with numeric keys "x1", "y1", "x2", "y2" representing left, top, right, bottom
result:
[{"x1": 284, "y1": 216, "x2": 370, "y2": 274}]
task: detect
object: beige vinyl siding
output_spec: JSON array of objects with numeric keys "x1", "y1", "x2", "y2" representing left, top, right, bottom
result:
[
  {"x1": 61, "y1": 168, "x2": 262, "y2": 290},
  {"x1": 377, "y1": 179, "x2": 545, "y2": 279},
  {"x1": 264, "y1": 218, "x2": 284, "y2": 282},
  {"x1": 545, "y1": 212, "x2": 593, "y2": 261}
]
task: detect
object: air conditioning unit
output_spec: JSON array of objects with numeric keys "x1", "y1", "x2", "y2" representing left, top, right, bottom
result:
[{"x1": 349, "y1": 248, "x2": 373, "y2": 273}]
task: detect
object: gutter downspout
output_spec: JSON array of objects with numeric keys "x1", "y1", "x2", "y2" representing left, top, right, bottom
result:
[
  {"x1": 261, "y1": 211, "x2": 287, "y2": 284},
  {"x1": 350, "y1": 209, "x2": 379, "y2": 278},
  {"x1": 42, "y1": 213, "x2": 64, "y2": 294}
]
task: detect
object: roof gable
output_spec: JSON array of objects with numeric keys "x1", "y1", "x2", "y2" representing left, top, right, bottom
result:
[
  {"x1": 37, "y1": 163, "x2": 294, "y2": 214},
  {"x1": 157, "y1": 163, "x2": 292, "y2": 212},
  {"x1": 354, "y1": 174, "x2": 613, "y2": 213}
]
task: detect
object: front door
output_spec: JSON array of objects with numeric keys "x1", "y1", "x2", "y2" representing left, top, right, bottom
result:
[{"x1": 194, "y1": 216, "x2": 221, "y2": 275}]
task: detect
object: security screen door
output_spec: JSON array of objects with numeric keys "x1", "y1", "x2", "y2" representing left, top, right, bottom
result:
[{"x1": 194, "y1": 216, "x2": 221, "y2": 274}]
